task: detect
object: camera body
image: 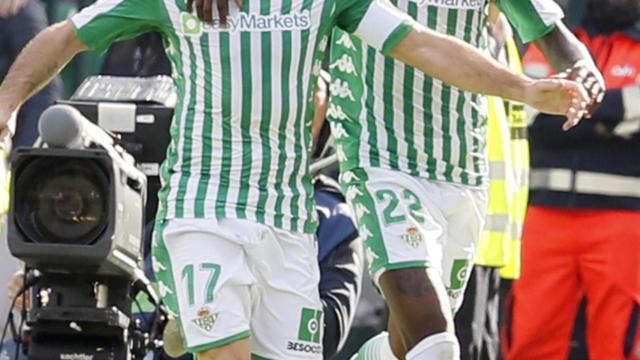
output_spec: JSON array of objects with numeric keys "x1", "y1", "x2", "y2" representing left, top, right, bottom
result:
[{"x1": 8, "y1": 146, "x2": 145, "y2": 277}]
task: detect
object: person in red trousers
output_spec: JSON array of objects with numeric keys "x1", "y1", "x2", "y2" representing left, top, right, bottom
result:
[{"x1": 504, "y1": 0, "x2": 640, "y2": 359}]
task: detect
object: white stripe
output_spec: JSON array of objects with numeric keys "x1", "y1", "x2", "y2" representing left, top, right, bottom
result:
[
  {"x1": 391, "y1": 0, "x2": 410, "y2": 172},
  {"x1": 279, "y1": 20, "x2": 304, "y2": 231},
  {"x1": 355, "y1": 0, "x2": 412, "y2": 51},
  {"x1": 295, "y1": 0, "x2": 325, "y2": 227},
  {"x1": 357, "y1": 38, "x2": 373, "y2": 169},
  {"x1": 227, "y1": 29, "x2": 243, "y2": 219},
  {"x1": 164, "y1": 2, "x2": 192, "y2": 218},
  {"x1": 70, "y1": 0, "x2": 124, "y2": 29},
  {"x1": 529, "y1": 0, "x2": 564, "y2": 26},
  {"x1": 412, "y1": 6, "x2": 428, "y2": 173},
  {"x1": 206, "y1": 30, "x2": 224, "y2": 218},
  {"x1": 372, "y1": 52, "x2": 390, "y2": 167},
  {"x1": 184, "y1": 34, "x2": 207, "y2": 217},
  {"x1": 264, "y1": 0, "x2": 284, "y2": 224},
  {"x1": 247, "y1": 22, "x2": 263, "y2": 223},
  {"x1": 449, "y1": 10, "x2": 467, "y2": 183}
]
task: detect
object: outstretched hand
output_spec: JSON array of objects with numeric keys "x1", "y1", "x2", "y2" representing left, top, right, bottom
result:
[
  {"x1": 524, "y1": 78, "x2": 589, "y2": 131},
  {"x1": 554, "y1": 60, "x2": 606, "y2": 118},
  {"x1": 187, "y1": 0, "x2": 243, "y2": 25}
]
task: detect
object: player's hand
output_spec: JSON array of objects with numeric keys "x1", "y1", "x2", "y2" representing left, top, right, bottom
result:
[
  {"x1": 0, "y1": 0, "x2": 28, "y2": 17},
  {"x1": 0, "y1": 109, "x2": 15, "y2": 152},
  {"x1": 524, "y1": 78, "x2": 589, "y2": 131},
  {"x1": 555, "y1": 60, "x2": 606, "y2": 118},
  {"x1": 187, "y1": 0, "x2": 243, "y2": 25}
]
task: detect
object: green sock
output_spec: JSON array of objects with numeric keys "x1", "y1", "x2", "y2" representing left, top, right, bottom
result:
[{"x1": 351, "y1": 331, "x2": 398, "y2": 360}]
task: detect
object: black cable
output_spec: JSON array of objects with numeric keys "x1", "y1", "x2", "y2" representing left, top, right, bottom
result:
[
  {"x1": 14, "y1": 289, "x2": 27, "y2": 360},
  {"x1": 0, "y1": 270, "x2": 40, "y2": 357}
]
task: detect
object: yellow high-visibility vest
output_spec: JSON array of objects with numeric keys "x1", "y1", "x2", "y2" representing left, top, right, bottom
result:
[{"x1": 475, "y1": 37, "x2": 529, "y2": 280}]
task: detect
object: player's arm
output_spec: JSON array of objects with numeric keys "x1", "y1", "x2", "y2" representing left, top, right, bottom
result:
[
  {"x1": 0, "y1": 21, "x2": 85, "y2": 130},
  {"x1": 496, "y1": 0, "x2": 605, "y2": 114},
  {"x1": 341, "y1": 0, "x2": 588, "y2": 129},
  {"x1": 0, "y1": 0, "x2": 164, "y2": 137},
  {"x1": 534, "y1": 23, "x2": 605, "y2": 114},
  {"x1": 388, "y1": 28, "x2": 581, "y2": 113}
]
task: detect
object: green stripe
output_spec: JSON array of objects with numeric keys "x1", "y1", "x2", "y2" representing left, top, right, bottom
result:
[
  {"x1": 301, "y1": 0, "x2": 335, "y2": 233},
  {"x1": 382, "y1": 0, "x2": 399, "y2": 170},
  {"x1": 236, "y1": 0, "x2": 254, "y2": 219},
  {"x1": 344, "y1": 169, "x2": 389, "y2": 281},
  {"x1": 157, "y1": 32, "x2": 185, "y2": 220},
  {"x1": 151, "y1": 221, "x2": 185, "y2": 342},
  {"x1": 255, "y1": 0, "x2": 273, "y2": 224},
  {"x1": 472, "y1": 9, "x2": 487, "y2": 186},
  {"x1": 195, "y1": 33, "x2": 213, "y2": 217},
  {"x1": 215, "y1": 32, "x2": 233, "y2": 218},
  {"x1": 382, "y1": 57, "x2": 398, "y2": 169},
  {"x1": 273, "y1": 0, "x2": 294, "y2": 228},
  {"x1": 403, "y1": 1, "x2": 419, "y2": 176},
  {"x1": 423, "y1": 6, "x2": 438, "y2": 175},
  {"x1": 441, "y1": 9, "x2": 459, "y2": 182},
  {"x1": 175, "y1": 38, "x2": 198, "y2": 217},
  {"x1": 365, "y1": 47, "x2": 379, "y2": 167},
  {"x1": 288, "y1": 0, "x2": 315, "y2": 232},
  {"x1": 457, "y1": 10, "x2": 474, "y2": 185}
]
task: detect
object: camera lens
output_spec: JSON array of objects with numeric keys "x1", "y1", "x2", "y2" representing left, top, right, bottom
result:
[{"x1": 15, "y1": 158, "x2": 109, "y2": 245}]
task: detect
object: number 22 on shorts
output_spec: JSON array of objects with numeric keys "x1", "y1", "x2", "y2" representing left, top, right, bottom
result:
[
  {"x1": 181, "y1": 263, "x2": 221, "y2": 306},
  {"x1": 375, "y1": 188, "x2": 425, "y2": 225}
]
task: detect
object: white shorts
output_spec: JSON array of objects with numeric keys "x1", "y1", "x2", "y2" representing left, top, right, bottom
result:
[
  {"x1": 341, "y1": 167, "x2": 487, "y2": 312},
  {"x1": 152, "y1": 218, "x2": 323, "y2": 358}
]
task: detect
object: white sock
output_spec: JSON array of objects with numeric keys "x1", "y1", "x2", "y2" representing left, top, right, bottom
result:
[
  {"x1": 351, "y1": 331, "x2": 399, "y2": 360},
  {"x1": 405, "y1": 332, "x2": 460, "y2": 360}
]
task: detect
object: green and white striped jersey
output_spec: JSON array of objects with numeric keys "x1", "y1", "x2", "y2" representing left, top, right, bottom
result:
[
  {"x1": 71, "y1": 0, "x2": 413, "y2": 233},
  {"x1": 329, "y1": 0, "x2": 563, "y2": 187}
]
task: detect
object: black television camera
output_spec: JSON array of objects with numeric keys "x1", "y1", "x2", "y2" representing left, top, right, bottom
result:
[{"x1": 5, "y1": 76, "x2": 175, "y2": 359}]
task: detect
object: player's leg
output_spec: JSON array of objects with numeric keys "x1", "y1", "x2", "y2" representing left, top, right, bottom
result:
[
  {"x1": 342, "y1": 168, "x2": 456, "y2": 359},
  {"x1": 152, "y1": 219, "x2": 255, "y2": 360},
  {"x1": 389, "y1": 181, "x2": 487, "y2": 360},
  {"x1": 240, "y1": 219, "x2": 323, "y2": 360},
  {"x1": 505, "y1": 207, "x2": 581, "y2": 360},
  {"x1": 579, "y1": 210, "x2": 640, "y2": 360},
  {"x1": 380, "y1": 267, "x2": 458, "y2": 359}
]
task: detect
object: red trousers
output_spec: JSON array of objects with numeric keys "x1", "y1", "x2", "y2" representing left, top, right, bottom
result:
[{"x1": 505, "y1": 206, "x2": 640, "y2": 360}]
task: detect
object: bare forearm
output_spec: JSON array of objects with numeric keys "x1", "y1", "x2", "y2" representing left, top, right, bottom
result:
[
  {"x1": 535, "y1": 22, "x2": 592, "y2": 72},
  {"x1": 0, "y1": 21, "x2": 86, "y2": 115},
  {"x1": 390, "y1": 27, "x2": 532, "y2": 103}
]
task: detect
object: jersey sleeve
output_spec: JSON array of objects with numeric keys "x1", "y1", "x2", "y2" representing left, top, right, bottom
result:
[
  {"x1": 496, "y1": 0, "x2": 564, "y2": 43},
  {"x1": 336, "y1": 0, "x2": 413, "y2": 55},
  {"x1": 71, "y1": 0, "x2": 165, "y2": 53}
]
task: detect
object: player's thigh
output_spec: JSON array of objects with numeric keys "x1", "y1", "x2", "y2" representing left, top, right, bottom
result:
[
  {"x1": 240, "y1": 221, "x2": 323, "y2": 359},
  {"x1": 152, "y1": 219, "x2": 254, "y2": 355},
  {"x1": 439, "y1": 183, "x2": 487, "y2": 313},
  {"x1": 341, "y1": 168, "x2": 447, "y2": 287}
]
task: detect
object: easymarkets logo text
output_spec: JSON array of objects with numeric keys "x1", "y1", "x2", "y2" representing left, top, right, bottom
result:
[{"x1": 181, "y1": 11, "x2": 311, "y2": 35}]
